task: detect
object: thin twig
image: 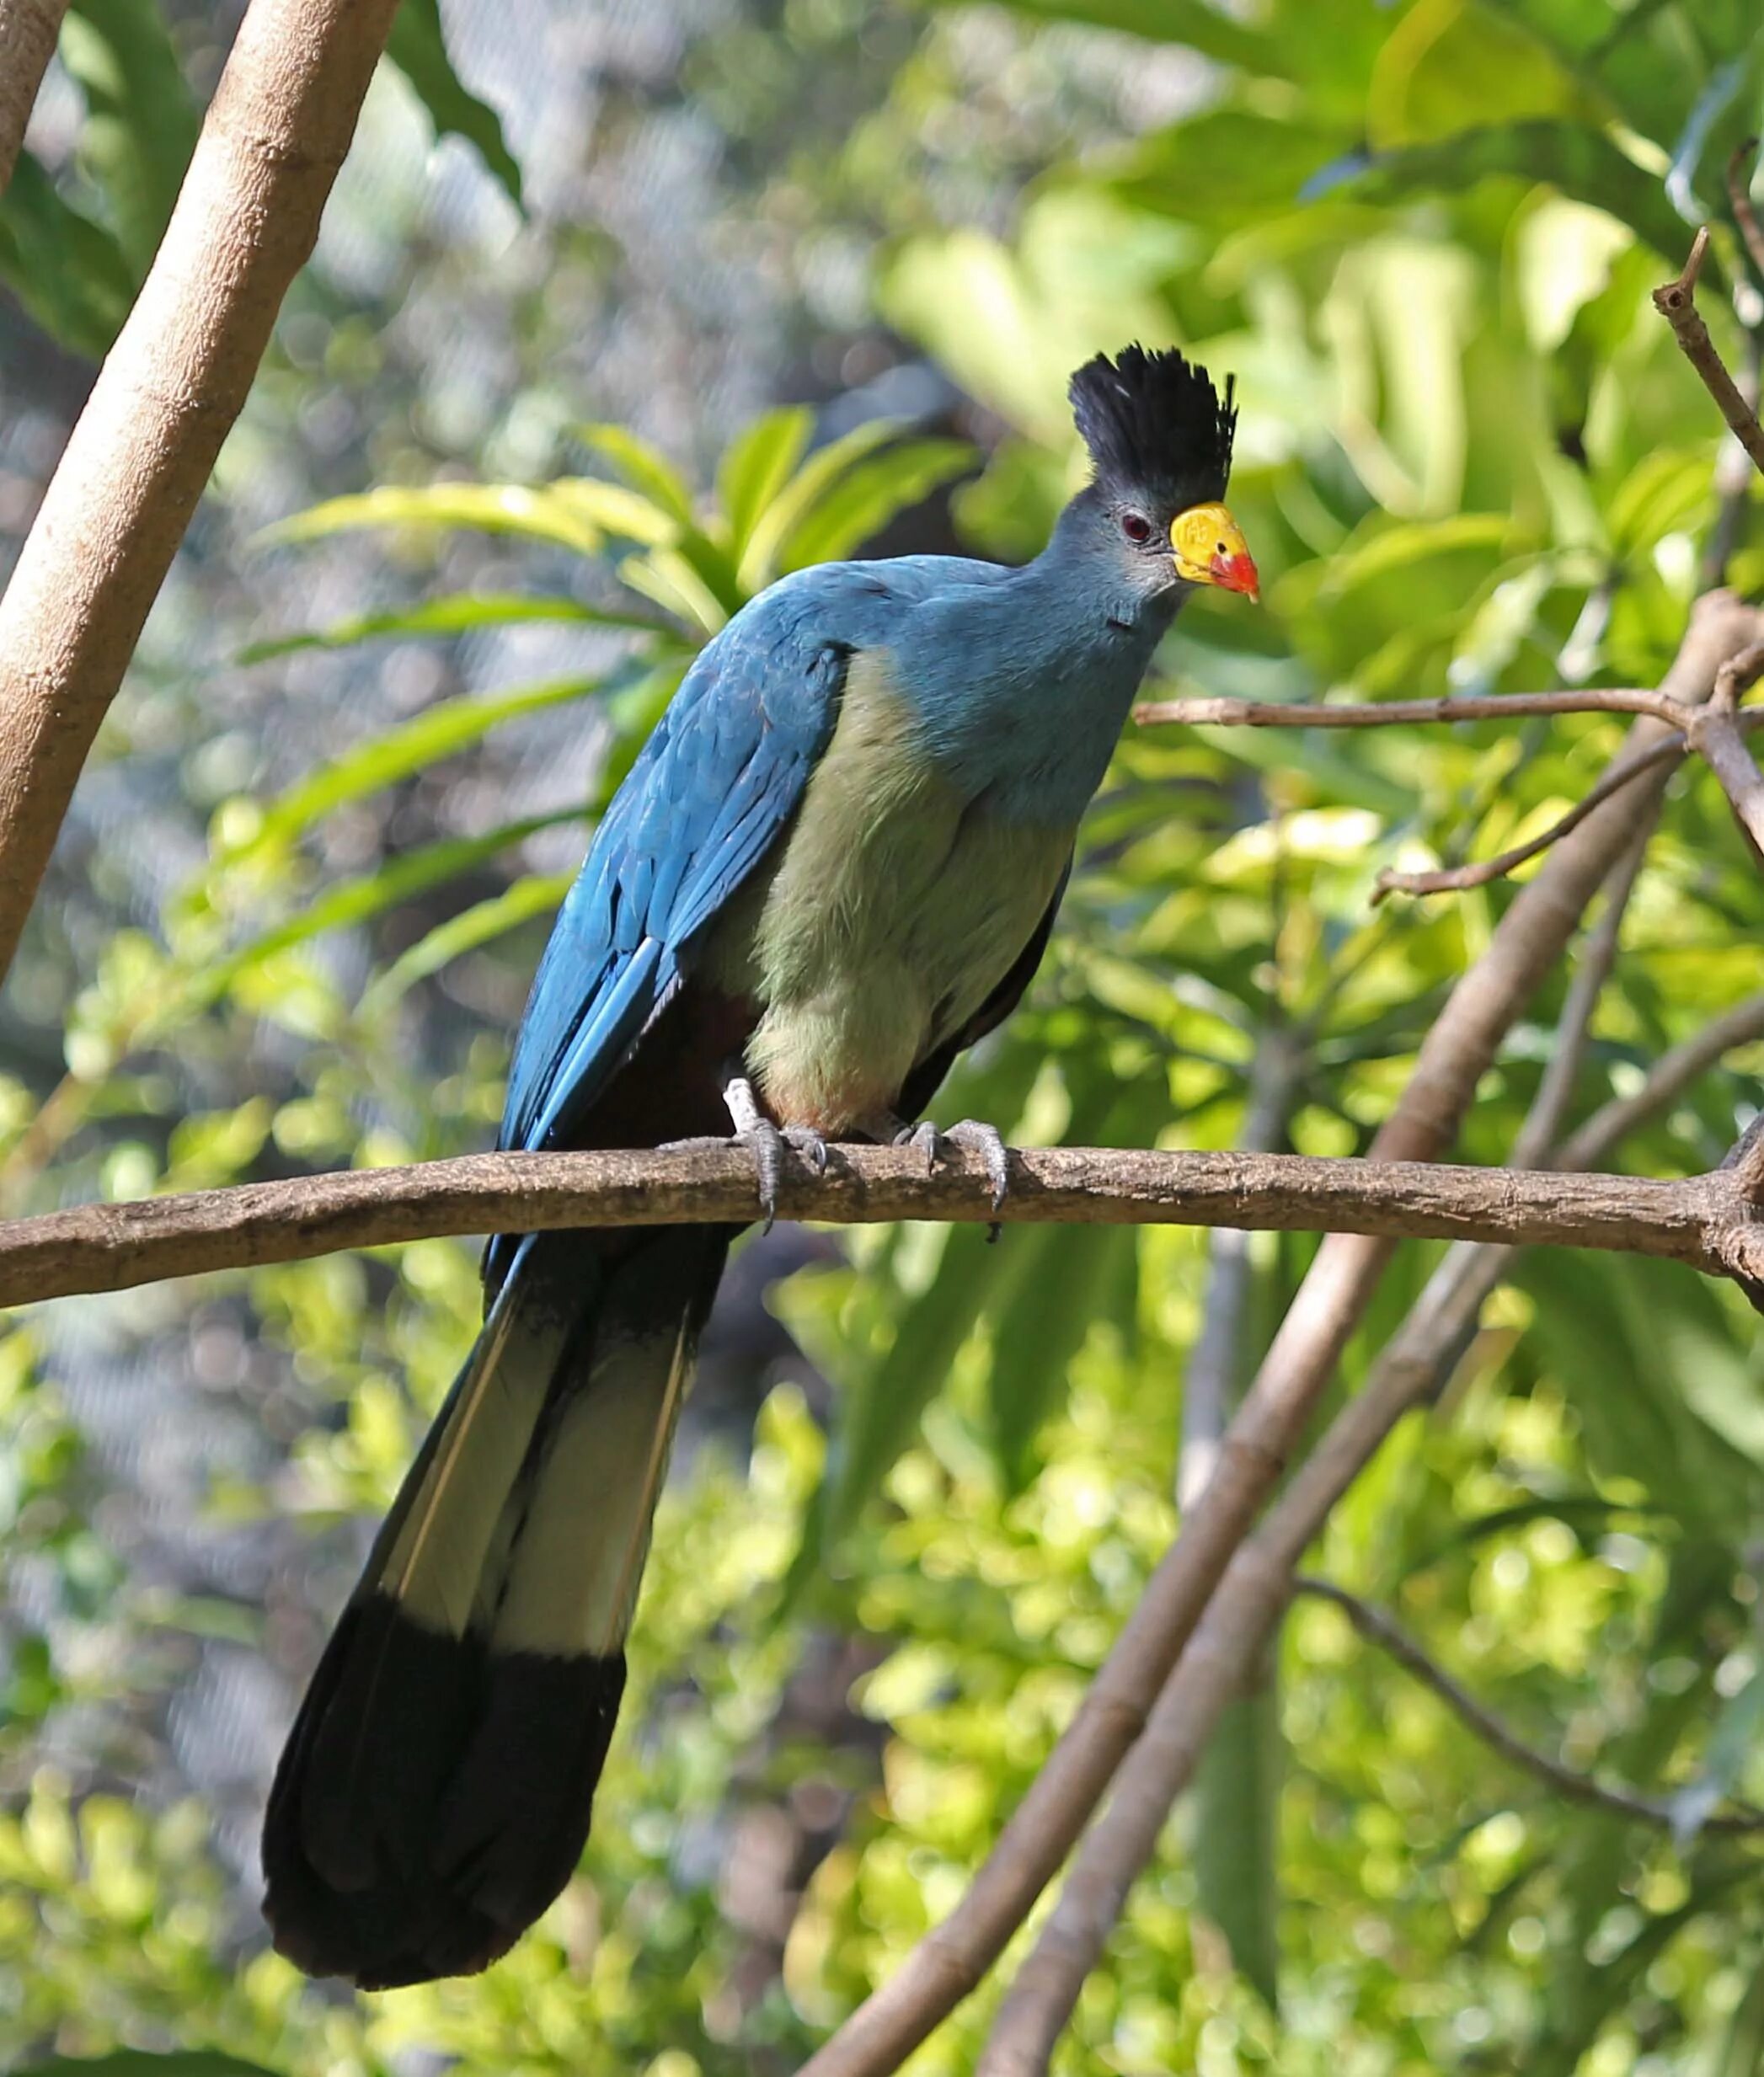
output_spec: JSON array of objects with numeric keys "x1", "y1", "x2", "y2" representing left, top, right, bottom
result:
[
  {"x1": 1727, "y1": 137, "x2": 1764, "y2": 286},
  {"x1": 1371, "y1": 733, "x2": 1688, "y2": 904},
  {"x1": 1294, "y1": 1578, "x2": 1764, "y2": 1834},
  {"x1": 1559, "y1": 991, "x2": 1764, "y2": 1173},
  {"x1": 1134, "y1": 687, "x2": 1681, "y2": 731},
  {"x1": 1654, "y1": 227, "x2": 1764, "y2": 479},
  {"x1": 1687, "y1": 641, "x2": 1764, "y2": 862}
]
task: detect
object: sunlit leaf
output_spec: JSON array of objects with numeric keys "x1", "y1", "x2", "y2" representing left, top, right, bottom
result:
[
  {"x1": 233, "y1": 676, "x2": 596, "y2": 855},
  {"x1": 717, "y1": 406, "x2": 814, "y2": 554},
  {"x1": 0, "y1": 152, "x2": 134, "y2": 356},
  {"x1": 61, "y1": 0, "x2": 200, "y2": 271},
  {"x1": 736, "y1": 418, "x2": 901, "y2": 591},
  {"x1": 778, "y1": 439, "x2": 974, "y2": 570},
  {"x1": 575, "y1": 424, "x2": 697, "y2": 527},
  {"x1": 358, "y1": 870, "x2": 572, "y2": 1014},
  {"x1": 258, "y1": 483, "x2": 607, "y2": 556},
  {"x1": 238, "y1": 593, "x2": 671, "y2": 665},
  {"x1": 384, "y1": 0, "x2": 522, "y2": 206}
]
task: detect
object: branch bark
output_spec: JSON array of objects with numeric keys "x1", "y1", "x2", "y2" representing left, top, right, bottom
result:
[
  {"x1": 0, "y1": 0, "x2": 68, "y2": 198},
  {"x1": 797, "y1": 590, "x2": 1764, "y2": 2077},
  {"x1": 1654, "y1": 227, "x2": 1764, "y2": 479},
  {"x1": 0, "y1": 0, "x2": 401, "y2": 986},
  {"x1": 3, "y1": 1141, "x2": 1761, "y2": 1314}
]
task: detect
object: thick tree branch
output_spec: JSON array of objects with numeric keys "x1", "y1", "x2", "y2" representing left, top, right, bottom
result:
[
  {"x1": 799, "y1": 593, "x2": 1764, "y2": 2077},
  {"x1": 0, "y1": 0, "x2": 401, "y2": 986},
  {"x1": 0, "y1": 0, "x2": 68, "y2": 197},
  {"x1": 977, "y1": 827, "x2": 1661, "y2": 2072},
  {"x1": 3, "y1": 1142, "x2": 1761, "y2": 1315},
  {"x1": 1654, "y1": 227, "x2": 1764, "y2": 479}
]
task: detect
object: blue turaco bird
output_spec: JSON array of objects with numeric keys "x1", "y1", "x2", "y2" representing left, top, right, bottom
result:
[{"x1": 262, "y1": 344, "x2": 1258, "y2": 1986}]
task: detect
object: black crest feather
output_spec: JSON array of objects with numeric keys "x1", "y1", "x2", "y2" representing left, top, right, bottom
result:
[{"x1": 1069, "y1": 344, "x2": 1237, "y2": 510}]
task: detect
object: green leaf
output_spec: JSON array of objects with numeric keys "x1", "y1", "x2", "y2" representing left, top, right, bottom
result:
[
  {"x1": 0, "y1": 152, "x2": 134, "y2": 357},
  {"x1": 920, "y1": 0, "x2": 1271, "y2": 72},
  {"x1": 735, "y1": 418, "x2": 901, "y2": 592},
  {"x1": 358, "y1": 870, "x2": 571, "y2": 1015},
  {"x1": 815, "y1": 1224, "x2": 1001, "y2": 1561},
  {"x1": 1114, "y1": 109, "x2": 1351, "y2": 227},
  {"x1": 234, "y1": 675, "x2": 596, "y2": 854},
  {"x1": 1307, "y1": 120, "x2": 1701, "y2": 266},
  {"x1": 575, "y1": 424, "x2": 697, "y2": 528},
  {"x1": 61, "y1": 0, "x2": 200, "y2": 271},
  {"x1": 384, "y1": 0, "x2": 522, "y2": 207},
  {"x1": 258, "y1": 483, "x2": 607, "y2": 557},
  {"x1": 198, "y1": 814, "x2": 575, "y2": 1009},
  {"x1": 778, "y1": 439, "x2": 974, "y2": 571},
  {"x1": 1365, "y1": 0, "x2": 1608, "y2": 149},
  {"x1": 237, "y1": 593, "x2": 671, "y2": 665},
  {"x1": 1192, "y1": 1674, "x2": 1283, "y2": 2011},
  {"x1": 982, "y1": 1070, "x2": 1151, "y2": 1488},
  {"x1": 717, "y1": 406, "x2": 814, "y2": 555},
  {"x1": 983, "y1": 1220, "x2": 1136, "y2": 1492},
  {"x1": 1667, "y1": 1660, "x2": 1764, "y2": 1842}
]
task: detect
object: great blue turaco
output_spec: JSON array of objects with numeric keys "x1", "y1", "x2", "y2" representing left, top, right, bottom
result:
[{"x1": 262, "y1": 344, "x2": 1259, "y2": 1988}]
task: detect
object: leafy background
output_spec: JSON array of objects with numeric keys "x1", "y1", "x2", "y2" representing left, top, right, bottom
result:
[{"x1": 3, "y1": 0, "x2": 1764, "y2": 2072}]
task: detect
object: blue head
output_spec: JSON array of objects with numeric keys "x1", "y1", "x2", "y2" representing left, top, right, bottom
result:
[{"x1": 1052, "y1": 343, "x2": 1258, "y2": 623}]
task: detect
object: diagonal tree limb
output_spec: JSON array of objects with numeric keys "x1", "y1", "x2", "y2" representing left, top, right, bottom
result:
[
  {"x1": 976, "y1": 855, "x2": 1754, "y2": 2073},
  {"x1": 0, "y1": 0, "x2": 402, "y2": 988},
  {"x1": 793, "y1": 590, "x2": 1764, "y2": 2077},
  {"x1": 0, "y1": 0, "x2": 68, "y2": 199}
]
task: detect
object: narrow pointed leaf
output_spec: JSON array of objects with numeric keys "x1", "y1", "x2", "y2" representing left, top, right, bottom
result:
[
  {"x1": 779, "y1": 440, "x2": 975, "y2": 571},
  {"x1": 235, "y1": 675, "x2": 596, "y2": 854},
  {"x1": 384, "y1": 0, "x2": 522, "y2": 206},
  {"x1": 238, "y1": 593, "x2": 671, "y2": 665},
  {"x1": 61, "y1": 0, "x2": 200, "y2": 271},
  {"x1": 575, "y1": 424, "x2": 697, "y2": 527},
  {"x1": 717, "y1": 406, "x2": 815, "y2": 556},
  {"x1": 258, "y1": 483, "x2": 606, "y2": 557}
]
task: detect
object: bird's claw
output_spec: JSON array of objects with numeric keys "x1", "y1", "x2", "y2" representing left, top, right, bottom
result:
[
  {"x1": 709, "y1": 1073, "x2": 828, "y2": 1231},
  {"x1": 893, "y1": 1116, "x2": 1011, "y2": 1222}
]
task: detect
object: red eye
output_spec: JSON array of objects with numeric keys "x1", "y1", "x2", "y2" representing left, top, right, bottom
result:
[{"x1": 1120, "y1": 511, "x2": 1153, "y2": 543}]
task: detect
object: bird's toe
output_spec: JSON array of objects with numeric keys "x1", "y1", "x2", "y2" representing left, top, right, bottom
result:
[{"x1": 944, "y1": 1119, "x2": 1012, "y2": 1213}]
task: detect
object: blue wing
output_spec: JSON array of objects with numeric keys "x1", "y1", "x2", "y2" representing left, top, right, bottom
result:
[{"x1": 497, "y1": 585, "x2": 867, "y2": 1161}]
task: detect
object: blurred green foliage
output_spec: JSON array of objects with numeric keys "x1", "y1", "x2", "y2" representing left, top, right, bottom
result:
[{"x1": 7, "y1": 0, "x2": 1764, "y2": 2072}]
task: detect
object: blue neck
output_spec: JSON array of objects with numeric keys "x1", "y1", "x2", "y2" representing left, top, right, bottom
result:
[{"x1": 898, "y1": 497, "x2": 1180, "y2": 823}]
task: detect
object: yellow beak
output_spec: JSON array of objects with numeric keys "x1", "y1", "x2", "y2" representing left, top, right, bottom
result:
[{"x1": 1172, "y1": 501, "x2": 1259, "y2": 604}]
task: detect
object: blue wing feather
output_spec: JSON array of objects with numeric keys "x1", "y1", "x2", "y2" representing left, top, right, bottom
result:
[{"x1": 499, "y1": 585, "x2": 862, "y2": 1160}]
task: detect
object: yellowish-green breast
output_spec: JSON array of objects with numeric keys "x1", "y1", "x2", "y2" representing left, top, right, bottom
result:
[{"x1": 705, "y1": 652, "x2": 1072, "y2": 1132}]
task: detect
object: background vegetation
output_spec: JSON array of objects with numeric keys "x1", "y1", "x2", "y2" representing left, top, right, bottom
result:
[{"x1": 4, "y1": 0, "x2": 1764, "y2": 2071}]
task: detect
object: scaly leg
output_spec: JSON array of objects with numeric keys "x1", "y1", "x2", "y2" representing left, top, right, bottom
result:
[{"x1": 663, "y1": 1068, "x2": 827, "y2": 1231}]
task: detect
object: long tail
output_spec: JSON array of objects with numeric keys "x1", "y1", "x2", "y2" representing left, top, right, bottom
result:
[{"x1": 262, "y1": 1224, "x2": 730, "y2": 1989}]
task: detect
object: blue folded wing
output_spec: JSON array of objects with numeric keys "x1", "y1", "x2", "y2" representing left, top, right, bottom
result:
[{"x1": 497, "y1": 603, "x2": 850, "y2": 1161}]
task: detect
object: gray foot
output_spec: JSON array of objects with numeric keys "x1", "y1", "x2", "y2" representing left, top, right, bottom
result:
[
  {"x1": 707, "y1": 1073, "x2": 827, "y2": 1231},
  {"x1": 896, "y1": 1116, "x2": 1011, "y2": 1215}
]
